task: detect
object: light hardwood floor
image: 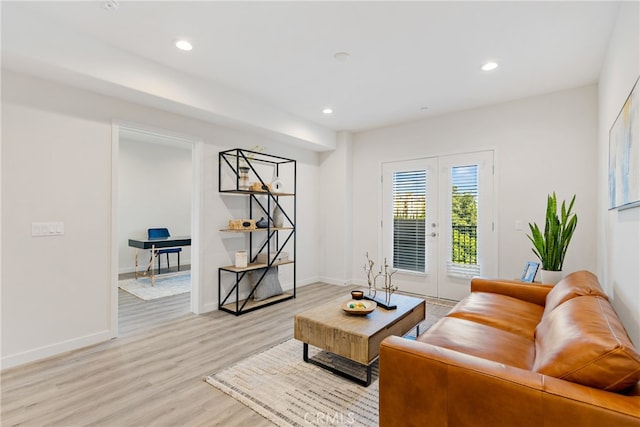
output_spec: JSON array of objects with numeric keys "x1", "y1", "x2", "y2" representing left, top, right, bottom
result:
[{"x1": 1, "y1": 282, "x2": 349, "y2": 426}]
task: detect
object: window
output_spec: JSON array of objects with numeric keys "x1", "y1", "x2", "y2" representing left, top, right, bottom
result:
[
  {"x1": 392, "y1": 170, "x2": 426, "y2": 272},
  {"x1": 448, "y1": 165, "x2": 480, "y2": 277}
]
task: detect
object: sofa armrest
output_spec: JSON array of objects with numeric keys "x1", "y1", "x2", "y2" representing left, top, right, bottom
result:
[
  {"x1": 379, "y1": 336, "x2": 640, "y2": 427},
  {"x1": 470, "y1": 277, "x2": 552, "y2": 306},
  {"x1": 541, "y1": 375, "x2": 640, "y2": 425}
]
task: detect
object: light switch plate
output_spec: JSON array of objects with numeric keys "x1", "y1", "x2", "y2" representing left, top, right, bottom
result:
[{"x1": 32, "y1": 222, "x2": 64, "y2": 236}]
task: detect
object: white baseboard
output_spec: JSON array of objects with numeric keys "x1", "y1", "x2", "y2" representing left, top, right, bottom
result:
[
  {"x1": 1, "y1": 329, "x2": 113, "y2": 371},
  {"x1": 316, "y1": 276, "x2": 354, "y2": 286},
  {"x1": 200, "y1": 301, "x2": 218, "y2": 314}
]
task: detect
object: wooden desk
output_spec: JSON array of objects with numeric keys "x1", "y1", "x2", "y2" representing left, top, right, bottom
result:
[{"x1": 128, "y1": 236, "x2": 191, "y2": 285}]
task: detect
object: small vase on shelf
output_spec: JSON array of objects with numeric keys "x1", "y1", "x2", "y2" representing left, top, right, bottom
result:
[
  {"x1": 238, "y1": 166, "x2": 250, "y2": 190},
  {"x1": 273, "y1": 206, "x2": 284, "y2": 228}
]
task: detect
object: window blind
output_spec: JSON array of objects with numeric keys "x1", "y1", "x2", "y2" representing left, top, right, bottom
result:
[{"x1": 392, "y1": 170, "x2": 426, "y2": 272}]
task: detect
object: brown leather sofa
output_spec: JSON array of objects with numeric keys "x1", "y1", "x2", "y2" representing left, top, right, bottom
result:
[{"x1": 379, "y1": 271, "x2": 640, "y2": 426}]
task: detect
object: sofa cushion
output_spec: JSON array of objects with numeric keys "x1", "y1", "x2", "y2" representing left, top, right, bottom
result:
[
  {"x1": 447, "y1": 292, "x2": 544, "y2": 338},
  {"x1": 418, "y1": 317, "x2": 535, "y2": 370},
  {"x1": 534, "y1": 296, "x2": 640, "y2": 392},
  {"x1": 543, "y1": 270, "x2": 608, "y2": 316}
]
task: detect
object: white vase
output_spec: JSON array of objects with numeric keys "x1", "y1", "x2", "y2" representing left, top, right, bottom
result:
[
  {"x1": 540, "y1": 269, "x2": 564, "y2": 285},
  {"x1": 273, "y1": 205, "x2": 284, "y2": 228}
]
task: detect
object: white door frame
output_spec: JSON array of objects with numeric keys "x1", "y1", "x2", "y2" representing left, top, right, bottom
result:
[
  {"x1": 381, "y1": 158, "x2": 439, "y2": 297},
  {"x1": 109, "y1": 122, "x2": 204, "y2": 338},
  {"x1": 437, "y1": 150, "x2": 496, "y2": 300},
  {"x1": 379, "y1": 149, "x2": 497, "y2": 301}
]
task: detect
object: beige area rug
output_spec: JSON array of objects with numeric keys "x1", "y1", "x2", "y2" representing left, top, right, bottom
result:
[
  {"x1": 205, "y1": 299, "x2": 454, "y2": 427},
  {"x1": 118, "y1": 272, "x2": 190, "y2": 301}
]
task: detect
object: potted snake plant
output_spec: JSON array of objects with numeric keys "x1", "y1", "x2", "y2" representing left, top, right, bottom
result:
[{"x1": 527, "y1": 193, "x2": 578, "y2": 284}]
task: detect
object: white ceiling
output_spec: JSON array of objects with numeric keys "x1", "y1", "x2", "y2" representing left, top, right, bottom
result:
[{"x1": 1, "y1": 1, "x2": 620, "y2": 137}]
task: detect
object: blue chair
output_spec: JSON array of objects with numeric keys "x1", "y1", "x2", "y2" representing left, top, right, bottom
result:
[{"x1": 148, "y1": 228, "x2": 182, "y2": 273}]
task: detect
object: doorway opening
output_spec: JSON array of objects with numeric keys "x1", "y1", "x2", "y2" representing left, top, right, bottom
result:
[{"x1": 110, "y1": 123, "x2": 203, "y2": 338}]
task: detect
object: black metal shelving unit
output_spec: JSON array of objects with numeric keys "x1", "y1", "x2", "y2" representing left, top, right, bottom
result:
[{"x1": 217, "y1": 148, "x2": 296, "y2": 315}]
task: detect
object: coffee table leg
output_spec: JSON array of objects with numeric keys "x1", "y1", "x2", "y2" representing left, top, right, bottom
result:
[
  {"x1": 303, "y1": 342, "x2": 309, "y2": 362},
  {"x1": 301, "y1": 342, "x2": 373, "y2": 387}
]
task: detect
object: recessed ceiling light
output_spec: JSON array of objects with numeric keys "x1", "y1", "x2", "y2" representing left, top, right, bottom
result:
[
  {"x1": 102, "y1": 0, "x2": 119, "y2": 11},
  {"x1": 482, "y1": 62, "x2": 498, "y2": 71},
  {"x1": 322, "y1": 108, "x2": 333, "y2": 114},
  {"x1": 175, "y1": 40, "x2": 193, "y2": 51},
  {"x1": 333, "y1": 52, "x2": 350, "y2": 62}
]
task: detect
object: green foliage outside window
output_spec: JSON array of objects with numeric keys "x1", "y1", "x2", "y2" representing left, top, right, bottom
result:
[{"x1": 451, "y1": 186, "x2": 478, "y2": 265}]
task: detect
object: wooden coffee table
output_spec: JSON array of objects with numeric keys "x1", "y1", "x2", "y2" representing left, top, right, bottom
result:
[{"x1": 293, "y1": 293, "x2": 425, "y2": 386}]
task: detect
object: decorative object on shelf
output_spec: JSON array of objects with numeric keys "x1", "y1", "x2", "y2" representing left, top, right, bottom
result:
[
  {"x1": 256, "y1": 217, "x2": 272, "y2": 228},
  {"x1": 272, "y1": 205, "x2": 284, "y2": 228},
  {"x1": 238, "y1": 166, "x2": 250, "y2": 190},
  {"x1": 248, "y1": 144, "x2": 266, "y2": 156},
  {"x1": 362, "y1": 252, "x2": 398, "y2": 310},
  {"x1": 609, "y1": 76, "x2": 640, "y2": 210},
  {"x1": 527, "y1": 192, "x2": 577, "y2": 285},
  {"x1": 235, "y1": 251, "x2": 248, "y2": 268},
  {"x1": 270, "y1": 165, "x2": 283, "y2": 192},
  {"x1": 228, "y1": 219, "x2": 256, "y2": 230},
  {"x1": 241, "y1": 144, "x2": 265, "y2": 166},
  {"x1": 250, "y1": 181, "x2": 273, "y2": 192},
  {"x1": 520, "y1": 261, "x2": 540, "y2": 283},
  {"x1": 341, "y1": 299, "x2": 377, "y2": 315},
  {"x1": 271, "y1": 175, "x2": 283, "y2": 191},
  {"x1": 250, "y1": 267, "x2": 283, "y2": 301}
]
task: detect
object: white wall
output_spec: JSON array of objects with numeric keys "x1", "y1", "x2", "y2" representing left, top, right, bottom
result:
[
  {"x1": 2, "y1": 86, "x2": 113, "y2": 367},
  {"x1": 598, "y1": 1, "x2": 640, "y2": 347},
  {"x1": 118, "y1": 138, "x2": 192, "y2": 273},
  {"x1": 318, "y1": 131, "x2": 353, "y2": 285},
  {"x1": 344, "y1": 85, "x2": 598, "y2": 288},
  {"x1": 1, "y1": 70, "x2": 321, "y2": 368}
]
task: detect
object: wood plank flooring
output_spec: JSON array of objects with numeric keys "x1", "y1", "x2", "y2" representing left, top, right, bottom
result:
[{"x1": 1, "y1": 282, "x2": 349, "y2": 426}]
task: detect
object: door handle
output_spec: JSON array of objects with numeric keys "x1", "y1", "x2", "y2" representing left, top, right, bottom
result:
[{"x1": 430, "y1": 232, "x2": 437, "y2": 237}]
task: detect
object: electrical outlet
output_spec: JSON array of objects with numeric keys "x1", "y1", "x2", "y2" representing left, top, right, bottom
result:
[{"x1": 515, "y1": 220, "x2": 523, "y2": 231}]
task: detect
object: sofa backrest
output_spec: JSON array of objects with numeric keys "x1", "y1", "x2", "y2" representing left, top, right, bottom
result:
[
  {"x1": 534, "y1": 296, "x2": 640, "y2": 392},
  {"x1": 543, "y1": 270, "x2": 608, "y2": 316}
]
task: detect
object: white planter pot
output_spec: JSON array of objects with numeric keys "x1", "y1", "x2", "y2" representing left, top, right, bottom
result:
[{"x1": 540, "y1": 269, "x2": 564, "y2": 285}]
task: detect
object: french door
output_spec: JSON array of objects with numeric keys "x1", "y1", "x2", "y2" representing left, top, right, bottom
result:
[{"x1": 381, "y1": 151, "x2": 496, "y2": 301}]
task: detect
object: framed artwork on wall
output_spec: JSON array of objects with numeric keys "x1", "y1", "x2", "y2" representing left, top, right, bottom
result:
[{"x1": 609, "y1": 76, "x2": 640, "y2": 210}]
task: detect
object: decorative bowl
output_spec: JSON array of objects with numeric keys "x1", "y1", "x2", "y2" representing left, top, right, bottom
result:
[
  {"x1": 350, "y1": 290, "x2": 364, "y2": 300},
  {"x1": 342, "y1": 299, "x2": 377, "y2": 315}
]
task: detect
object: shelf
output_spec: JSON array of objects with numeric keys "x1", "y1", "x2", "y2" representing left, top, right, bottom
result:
[
  {"x1": 220, "y1": 227, "x2": 294, "y2": 233},
  {"x1": 220, "y1": 260, "x2": 294, "y2": 273},
  {"x1": 219, "y1": 291, "x2": 295, "y2": 315},
  {"x1": 218, "y1": 148, "x2": 296, "y2": 316},
  {"x1": 219, "y1": 189, "x2": 295, "y2": 196}
]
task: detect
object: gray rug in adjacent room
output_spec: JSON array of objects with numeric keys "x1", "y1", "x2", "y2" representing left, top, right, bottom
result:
[
  {"x1": 118, "y1": 272, "x2": 191, "y2": 301},
  {"x1": 205, "y1": 299, "x2": 454, "y2": 427}
]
